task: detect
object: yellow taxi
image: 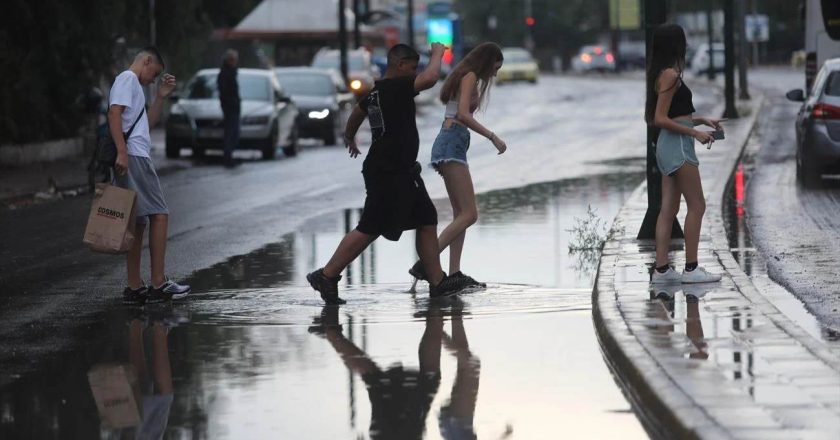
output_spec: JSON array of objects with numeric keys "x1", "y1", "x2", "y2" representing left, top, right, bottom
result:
[{"x1": 496, "y1": 47, "x2": 539, "y2": 84}]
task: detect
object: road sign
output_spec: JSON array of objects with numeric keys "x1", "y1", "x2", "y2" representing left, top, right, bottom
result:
[
  {"x1": 609, "y1": 0, "x2": 640, "y2": 30},
  {"x1": 745, "y1": 14, "x2": 769, "y2": 43}
]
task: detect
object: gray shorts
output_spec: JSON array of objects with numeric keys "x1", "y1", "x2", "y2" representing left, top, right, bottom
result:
[
  {"x1": 656, "y1": 120, "x2": 699, "y2": 176},
  {"x1": 114, "y1": 155, "x2": 169, "y2": 225}
]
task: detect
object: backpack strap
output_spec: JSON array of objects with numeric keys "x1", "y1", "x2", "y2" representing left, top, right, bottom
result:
[{"x1": 124, "y1": 107, "x2": 146, "y2": 139}]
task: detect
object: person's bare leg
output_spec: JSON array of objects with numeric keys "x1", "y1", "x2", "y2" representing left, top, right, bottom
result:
[
  {"x1": 417, "y1": 225, "x2": 445, "y2": 285},
  {"x1": 148, "y1": 214, "x2": 169, "y2": 287},
  {"x1": 418, "y1": 307, "x2": 443, "y2": 374},
  {"x1": 323, "y1": 230, "x2": 376, "y2": 278},
  {"x1": 443, "y1": 312, "x2": 480, "y2": 419},
  {"x1": 150, "y1": 323, "x2": 173, "y2": 394},
  {"x1": 674, "y1": 164, "x2": 705, "y2": 264},
  {"x1": 128, "y1": 319, "x2": 147, "y2": 382},
  {"x1": 436, "y1": 163, "x2": 477, "y2": 274},
  {"x1": 127, "y1": 222, "x2": 146, "y2": 289},
  {"x1": 655, "y1": 174, "x2": 682, "y2": 267}
]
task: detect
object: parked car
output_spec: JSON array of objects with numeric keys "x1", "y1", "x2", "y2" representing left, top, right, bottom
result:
[
  {"x1": 311, "y1": 48, "x2": 380, "y2": 97},
  {"x1": 690, "y1": 43, "x2": 725, "y2": 75},
  {"x1": 571, "y1": 45, "x2": 616, "y2": 73},
  {"x1": 166, "y1": 68, "x2": 299, "y2": 159},
  {"x1": 497, "y1": 47, "x2": 539, "y2": 84},
  {"x1": 275, "y1": 67, "x2": 354, "y2": 145},
  {"x1": 786, "y1": 57, "x2": 840, "y2": 186}
]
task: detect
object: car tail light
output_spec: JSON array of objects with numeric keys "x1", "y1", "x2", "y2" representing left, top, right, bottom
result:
[
  {"x1": 606, "y1": 53, "x2": 615, "y2": 63},
  {"x1": 581, "y1": 53, "x2": 592, "y2": 63},
  {"x1": 812, "y1": 103, "x2": 840, "y2": 120},
  {"x1": 594, "y1": 47, "x2": 603, "y2": 55}
]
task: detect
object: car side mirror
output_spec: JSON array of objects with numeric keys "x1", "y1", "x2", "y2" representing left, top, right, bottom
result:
[{"x1": 786, "y1": 89, "x2": 806, "y2": 102}]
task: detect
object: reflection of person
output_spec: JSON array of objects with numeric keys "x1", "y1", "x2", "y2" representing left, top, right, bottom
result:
[
  {"x1": 310, "y1": 303, "x2": 479, "y2": 439},
  {"x1": 306, "y1": 43, "x2": 471, "y2": 304},
  {"x1": 650, "y1": 285, "x2": 709, "y2": 360},
  {"x1": 645, "y1": 24, "x2": 724, "y2": 285},
  {"x1": 108, "y1": 47, "x2": 191, "y2": 304},
  {"x1": 218, "y1": 49, "x2": 240, "y2": 168},
  {"x1": 123, "y1": 315, "x2": 175, "y2": 439},
  {"x1": 408, "y1": 43, "x2": 507, "y2": 289}
]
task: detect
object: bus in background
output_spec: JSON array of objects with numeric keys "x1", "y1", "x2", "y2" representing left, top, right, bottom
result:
[{"x1": 804, "y1": 0, "x2": 840, "y2": 91}]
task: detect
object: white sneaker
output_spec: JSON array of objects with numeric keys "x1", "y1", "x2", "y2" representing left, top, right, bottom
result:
[
  {"x1": 681, "y1": 266, "x2": 722, "y2": 284},
  {"x1": 651, "y1": 267, "x2": 681, "y2": 284},
  {"x1": 681, "y1": 284, "x2": 711, "y2": 300},
  {"x1": 652, "y1": 284, "x2": 681, "y2": 300}
]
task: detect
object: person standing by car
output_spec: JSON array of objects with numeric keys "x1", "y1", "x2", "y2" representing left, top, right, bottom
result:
[
  {"x1": 218, "y1": 49, "x2": 240, "y2": 167},
  {"x1": 109, "y1": 47, "x2": 191, "y2": 304},
  {"x1": 645, "y1": 25, "x2": 725, "y2": 285}
]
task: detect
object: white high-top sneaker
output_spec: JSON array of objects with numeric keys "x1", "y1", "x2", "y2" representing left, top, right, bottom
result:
[
  {"x1": 651, "y1": 266, "x2": 682, "y2": 284},
  {"x1": 681, "y1": 266, "x2": 722, "y2": 284}
]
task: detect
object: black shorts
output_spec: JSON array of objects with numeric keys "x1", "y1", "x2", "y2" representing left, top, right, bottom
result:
[{"x1": 356, "y1": 163, "x2": 437, "y2": 241}]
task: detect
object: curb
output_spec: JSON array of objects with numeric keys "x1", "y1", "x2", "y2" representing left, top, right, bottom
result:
[{"x1": 593, "y1": 95, "x2": 763, "y2": 438}]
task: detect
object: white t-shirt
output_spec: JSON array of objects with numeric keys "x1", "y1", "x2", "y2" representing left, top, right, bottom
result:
[{"x1": 109, "y1": 70, "x2": 151, "y2": 158}]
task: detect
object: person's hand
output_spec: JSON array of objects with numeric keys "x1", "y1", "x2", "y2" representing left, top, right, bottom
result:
[
  {"x1": 692, "y1": 129, "x2": 714, "y2": 145},
  {"x1": 115, "y1": 151, "x2": 129, "y2": 175},
  {"x1": 345, "y1": 135, "x2": 361, "y2": 158},
  {"x1": 157, "y1": 74, "x2": 177, "y2": 97},
  {"x1": 430, "y1": 43, "x2": 447, "y2": 57},
  {"x1": 491, "y1": 133, "x2": 507, "y2": 154},
  {"x1": 700, "y1": 117, "x2": 725, "y2": 131}
]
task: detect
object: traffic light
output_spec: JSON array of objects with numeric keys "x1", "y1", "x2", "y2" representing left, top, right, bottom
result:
[{"x1": 525, "y1": 17, "x2": 536, "y2": 26}]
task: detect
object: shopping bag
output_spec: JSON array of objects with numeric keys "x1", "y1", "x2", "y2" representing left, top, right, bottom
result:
[
  {"x1": 87, "y1": 363, "x2": 142, "y2": 429},
  {"x1": 83, "y1": 183, "x2": 136, "y2": 253}
]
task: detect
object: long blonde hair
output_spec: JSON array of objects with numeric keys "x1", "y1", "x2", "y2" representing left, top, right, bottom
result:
[{"x1": 440, "y1": 42, "x2": 504, "y2": 110}]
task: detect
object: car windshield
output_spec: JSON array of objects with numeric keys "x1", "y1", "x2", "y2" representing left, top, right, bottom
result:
[
  {"x1": 504, "y1": 51, "x2": 532, "y2": 63},
  {"x1": 313, "y1": 53, "x2": 366, "y2": 71},
  {"x1": 187, "y1": 73, "x2": 271, "y2": 101},
  {"x1": 276, "y1": 73, "x2": 334, "y2": 96},
  {"x1": 825, "y1": 72, "x2": 840, "y2": 96}
]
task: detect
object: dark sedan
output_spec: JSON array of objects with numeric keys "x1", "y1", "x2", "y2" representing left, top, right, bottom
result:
[{"x1": 275, "y1": 67, "x2": 354, "y2": 145}]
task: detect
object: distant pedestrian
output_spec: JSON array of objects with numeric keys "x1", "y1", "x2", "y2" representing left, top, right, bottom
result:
[
  {"x1": 408, "y1": 42, "x2": 507, "y2": 289},
  {"x1": 108, "y1": 47, "x2": 191, "y2": 304},
  {"x1": 306, "y1": 43, "x2": 472, "y2": 305},
  {"x1": 218, "y1": 49, "x2": 240, "y2": 168},
  {"x1": 646, "y1": 24, "x2": 724, "y2": 284}
]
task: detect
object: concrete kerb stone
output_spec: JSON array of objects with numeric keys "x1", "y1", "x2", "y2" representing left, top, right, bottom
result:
[{"x1": 593, "y1": 91, "x2": 840, "y2": 439}]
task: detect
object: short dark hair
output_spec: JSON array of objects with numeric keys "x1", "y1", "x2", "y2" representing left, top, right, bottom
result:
[
  {"x1": 139, "y1": 46, "x2": 165, "y2": 69},
  {"x1": 387, "y1": 44, "x2": 419, "y2": 68}
]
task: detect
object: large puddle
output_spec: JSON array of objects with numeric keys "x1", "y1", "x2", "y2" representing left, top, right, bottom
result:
[{"x1": 1, "y1": 172, "x2": 652, "y2": 439}]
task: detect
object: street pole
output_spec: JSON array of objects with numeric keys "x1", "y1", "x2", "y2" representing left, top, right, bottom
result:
[
  {"x1": 525, "y1": 0, "x2": 534, "y2": 51},
  {"x1": 638, "y1": 0, "x2": 683, "y2": 240},
  {"x1": 750, "y1": 0, "x2": 758, "y2": 65},
  {"x1": 407, "y1": 0, "x2": 415, "y2": 47},
  {"x1": 723, "y1": 0, "x2": 739, "y2": 119},
  {"x1": 353, "y1": 0, "x2": 361, "y2": 49},
  {"x1": 706, "y1": 1, "x2": 716, "y2": 80},
  {"x1": 149, "y1": 0, "x2": 156, "y2": 46},
  {"x1": 339, "y1": 0, "x2": 349, "y2": 84},
  {"x1": 736, "y1": 0, "x2": 750, "y2": 99}
]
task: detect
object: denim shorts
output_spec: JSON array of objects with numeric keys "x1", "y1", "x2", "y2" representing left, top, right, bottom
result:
[
  {"x1": 430, "y1": 123, "x2": 470, "y2": 172},
  {"x1": 656, "y1": 120, "x2": 699, "y2": 176}
]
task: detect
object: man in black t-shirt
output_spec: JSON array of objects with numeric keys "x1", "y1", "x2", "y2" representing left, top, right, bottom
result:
[{"x1": 307, "y1": 43, "x2": 472, "y2": 304}]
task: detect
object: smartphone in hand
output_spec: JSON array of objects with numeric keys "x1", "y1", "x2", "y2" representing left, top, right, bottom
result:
[{"x1": 710, "y1": 130, "x2": 725, "y2": 140}]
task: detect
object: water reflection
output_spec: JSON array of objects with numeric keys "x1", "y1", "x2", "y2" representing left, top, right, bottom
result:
[
  {"x1": 311, "y1": 301, "x2": 480, "y2": 439},
  {"x1": 648, "y1": 285, "x2": 712, "y2": 360}
]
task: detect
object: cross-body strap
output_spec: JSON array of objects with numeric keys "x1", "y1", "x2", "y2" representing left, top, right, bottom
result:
[{"x1": 124, "y1": 107, "x2": 146, "y2": 139}]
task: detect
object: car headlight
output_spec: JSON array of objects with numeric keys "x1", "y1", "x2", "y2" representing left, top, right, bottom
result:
[
  {"x1": 308, "y1": 109, "x2": 330, "y2": 120},
  {"x1": 350, "y1": 79, "x2": 363, "y2": 91},
  {"x1": 241, "y1": 115, "x2": 270, "y2": 125},
  {"x1": 168, "y1": 113, "x2": 189, "y2": 125}
]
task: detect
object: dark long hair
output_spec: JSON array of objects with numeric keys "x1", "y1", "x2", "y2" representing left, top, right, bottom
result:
[
  {"x1": 645, "y1": 24, "x2": 687, "y2": 124},
  {"x1": 440, "y1": 42, "x2": 504, "y2": 110}
]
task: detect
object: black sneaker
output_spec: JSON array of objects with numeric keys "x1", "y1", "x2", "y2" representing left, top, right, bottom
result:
[
  {"x1": 429, "y1": 273, "x2": 472, "y2": 298},
  {"x1": 306, "y1": 268, "x2": 346, "y2": 305},
  {"x1": 122, "y1": 285, "x2": 148, "y2": 305},
  {"x1": 451, "y1": 271, "x2": 486, "y2": 288},
  {"x1": 409, "y1": 260, "x2": 427, "y2": 281},
  {"x1": 147, "y1": 278, "x2": 191, "y2": 304},
  {"x1": 308, "y1": 306, "x2": 343, "y2": 336}
]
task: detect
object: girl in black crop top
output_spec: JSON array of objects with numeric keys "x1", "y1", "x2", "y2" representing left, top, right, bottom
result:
[{"x1": 645, "y1": 24, "x2": 727, "y2": 284}]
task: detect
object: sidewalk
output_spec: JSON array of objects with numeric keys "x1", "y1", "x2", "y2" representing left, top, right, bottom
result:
[
  {"x1": 0, "y1": 129, "x2": 189, "y2": 208},
  {"x1": 594, "y1": 94, "x2": 840, "y2": 439}
]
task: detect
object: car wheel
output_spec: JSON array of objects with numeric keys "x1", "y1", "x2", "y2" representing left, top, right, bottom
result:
[
  {"x1": 165, "y1": 136, "x2": 181, "y2": 158},
  {"x1": 191, "y1": 147, "x2": 205, "y2": 160},
  {"x1": 323, "y1": 127, "x2": 337, "y2": 146},
  {"x1": 262, "y1": 124, "x2": 279, "y2": 160},
  {"x1": 283, "y1": 125, "x2": 300, "y2": 157},
  {"x1": 796, "y1": 151, "x2": 821, "y2": 188}
]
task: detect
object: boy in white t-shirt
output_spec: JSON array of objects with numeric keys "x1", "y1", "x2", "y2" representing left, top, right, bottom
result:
[{"x1": 108, "y1": 47, "x2": 190, "y2": 304}]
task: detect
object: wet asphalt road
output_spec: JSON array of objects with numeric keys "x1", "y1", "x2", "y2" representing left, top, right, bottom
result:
[
  {"x1": 1, "y1": 73, "x2": 720, "y2": 438},
  {"x1": 745, "y1": 67, "x2": 840, "y2": 331}
]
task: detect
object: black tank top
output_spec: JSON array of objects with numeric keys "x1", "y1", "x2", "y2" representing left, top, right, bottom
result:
[{"x1": 668, "y1": 80, "x2": 696, "y2": 118}]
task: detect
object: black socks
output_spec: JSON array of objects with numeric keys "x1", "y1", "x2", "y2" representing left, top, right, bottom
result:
[
  {"x1": 655, "y1": 264, "x2": 670, "y2": 274},
  {"x1": 685, "y1": 261, "x2": 698, "y2": 272}
]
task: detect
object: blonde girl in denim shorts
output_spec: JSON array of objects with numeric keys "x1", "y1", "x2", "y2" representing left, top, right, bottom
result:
[
  {"x1": 646, "y1": 24, "x2": 725, "y2": 285},
  {"x1": 408, "y1": 42, "x2": 507, "y2": 289}
]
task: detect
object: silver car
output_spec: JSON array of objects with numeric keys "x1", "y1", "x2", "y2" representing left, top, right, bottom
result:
[
  {"x1": 787, "y1": 58, "x2": 840, "y2": 186},
  {"x1": 166, "y1": 68, "x2": 299, "y2": 159}
]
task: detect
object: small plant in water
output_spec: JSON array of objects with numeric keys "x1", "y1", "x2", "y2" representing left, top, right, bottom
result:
[{"x1": 567, "y1": 205, "x2": 608, "y2": 251}]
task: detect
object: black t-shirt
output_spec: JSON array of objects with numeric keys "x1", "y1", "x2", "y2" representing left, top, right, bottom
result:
[{"x1": 359, "y1": 76, "x2": 419, "y2": 173}]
